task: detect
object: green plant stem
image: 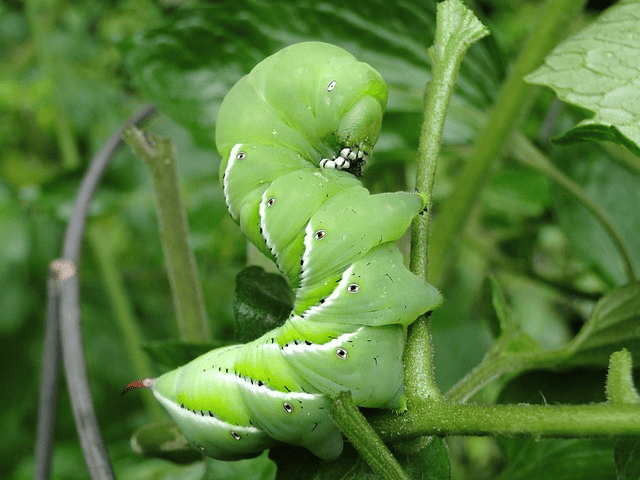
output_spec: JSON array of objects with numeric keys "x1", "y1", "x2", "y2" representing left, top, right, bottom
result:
[
  {"x1": 446, "y1": 274, "x2": 637, "y2": 403},
  {"x1": 87, "y1": 223, "x2": 165, "y2": 422},
  {"x1": 511, "y1": 133, "x2": 637, "y2": 283},
  {"x1": 428, "y1": 0, "x2": 588, "y2": 285},
  {"x1": 122, "y1": 127, "x2": 210, "y2": 343},
  {"x1": 405, "y1": 0, "x2": 489, "y2": 405},
  {"x1": 368, "y1": 401, "x2": 640, "y2": 441},
  {"x1": 606, "y1": 349, "x2": 640, "y2": 404},
  {"x1": 330, "y1": 392, "x2": 410, "y2": 480},
  {"x1": 25, "y1": 0, "x2": 81, "y2": 170},
  {"x1": 445, "y1": 342, "x2": 568, "y2": 403}
]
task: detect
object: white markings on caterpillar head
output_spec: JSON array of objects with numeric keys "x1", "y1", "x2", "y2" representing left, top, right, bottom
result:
[
  {"x1": 319, "y1": 146, "x2": 370, "y2": 172},
  {"x1": 327, "y1": 80, "x2": 337, "y2": 92}
]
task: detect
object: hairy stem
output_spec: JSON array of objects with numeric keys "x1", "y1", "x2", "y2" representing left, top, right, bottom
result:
[
  {"x1": 122, "y1": 127, "x2": 210, "y2": 343},
  {"x1": 331, "y1": 393, "x2": 410, "y2": 480},
  {"x1": 405, "y1": 0, "x2": 489, "y2": 404},
  {"x1": 369, "y1": 401, "x2": 640, "y2": 441}
]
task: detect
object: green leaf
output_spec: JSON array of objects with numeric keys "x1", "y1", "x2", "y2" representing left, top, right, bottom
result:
[
  {"x1": 401, "y1": 437, "x2": 451, "y2": 480},
  {"x1": 568, "y1": 282, "x2": 640, "y2": 367},
  {"x1": 484, "y1": 166, "x2": 551, "y2": 217},
  {"x1": 131, "y1": 420, "x2": 203, "y2": 464},
  {"x1": 551, "y1": 148, "x2": 640, "y2": 286},
  {"x1": 202, "y1": 452, "x2": 276, "y2": 480},
  {"x1": 233, "y1": 266, "x2": 293, "y2": 344},
  {"x1": 496, "y1": 439, "x2": 615, "y2": 480},
  {"x1": 270, "y1": 438, "x2": 450, "y2": 480},
  {"x1": 614, "y1": 437, "x2": 640, "y2": 480},
  {"x1": 126, "y1": 0, "x2": 502, "y2": 152},
  {"x1": 118, "y1": 458, "x2": 206, "y2": 480},
  {"x1": 526, "y1": 1, "x2": 640, "y2": 157}
]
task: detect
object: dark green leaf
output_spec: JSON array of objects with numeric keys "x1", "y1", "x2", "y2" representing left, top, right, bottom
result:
[
  {"x1": 126, "y1": 0, "x2": 502, "y2": 151},
  {"x1": 400, "y1": 437, "x2": 451, "y2": 480},
  {"x1": 497, "y1": 369, "x2": 607, "y2": 406},
  {"x1": 202, "y1": 452, "x2": 276, "y2": 480},
  {"x1": 551, "y1": 149, "x2": 640, "y2": 286},
  {"x1": 270, "y1": 438, "x2": 450, "y2": 480},
  {"x1": 614, "y1": 437, "x2": 640, "y2": 480},
  {"x1": 233, "y1": 266, "x2": 293, "y2": 343},
  {"x1": 496, "y1": 439, "x2": 615, "y2": 480},
  {"x1": 131, "y1": 420, "x2": 203, "y2": 464},
  {"x1": 484, "y1": 166, "x2": 551, "y2": 217}
]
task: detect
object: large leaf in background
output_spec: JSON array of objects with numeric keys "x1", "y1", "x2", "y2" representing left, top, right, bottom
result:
[
  {"x1": 551, "y1": 145, "x2": 640, "y2": 287},
  {"x1": 566, "y1": 282, "x2": 640, "y2": 367},
  {"x1": 526, "y1": 0, "x2": 640, "y2": 158},
  {"x1": 614, "y1": 438, "x2": 640, "y2": 480},
  {"x1": 125, "y1": 0, "x2": 502, "y2": 154}
]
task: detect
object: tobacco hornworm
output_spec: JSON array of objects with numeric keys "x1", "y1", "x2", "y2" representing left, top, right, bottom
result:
[{"x1": 127, "y1": 42, "x2": 442, "y2": 461}]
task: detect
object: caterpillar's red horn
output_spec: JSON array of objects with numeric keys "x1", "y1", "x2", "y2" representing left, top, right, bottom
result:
[{"x1": 120, "y1": 377, "x2": 154, "y2": 396}]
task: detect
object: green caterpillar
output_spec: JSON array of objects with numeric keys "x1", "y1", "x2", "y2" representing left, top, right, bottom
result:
[{"x1": 127, "y1": 42, "x2": 442, "y2": 461}]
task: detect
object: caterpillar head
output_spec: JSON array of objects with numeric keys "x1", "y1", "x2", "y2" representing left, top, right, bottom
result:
[{"x1": 215, "y1": 42, "x2": 388, "y2": 180}]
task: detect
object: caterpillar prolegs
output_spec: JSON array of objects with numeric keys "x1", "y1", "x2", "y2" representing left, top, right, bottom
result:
[{"x1": 130, "y1": 42, "x2": 442, "y2": 461}]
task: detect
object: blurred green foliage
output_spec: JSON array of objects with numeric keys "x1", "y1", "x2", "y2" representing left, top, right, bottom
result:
[{"x1": 1, "y1": 0, "x2": 639, "y2": 478}]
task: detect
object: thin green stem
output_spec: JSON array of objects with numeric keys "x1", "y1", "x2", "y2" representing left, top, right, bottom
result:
[
  {"x1": 428, "y1": 0, "x2": 588, "y2": 285},
  {"x1": 122, "y1": 127, "x2": 210, "y2": 343},
  {"x1": 368, "y1": 401, "x2": 640, "y2": 441},
  {"x1": 606, "y1": 349, "x2": 640, "y2": 404},
  {"x1": 25, "y1": 0, "x2": 81, "y2": 170},
  {"x1": 445, "y1": 342, "x2": 569, "y2": 403},
  {"x1": 330, "y1": 392, "x2": 410, "y2": 480},
  {"x1": 405, "y1": 0, "x2": 489, "y2": 405},
  {"x1": 511, "y1": 133, "x2": 637, "y2": 283},
  {"x1": 87, "y1": 223, "x2": 165, "y2": 422}
]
